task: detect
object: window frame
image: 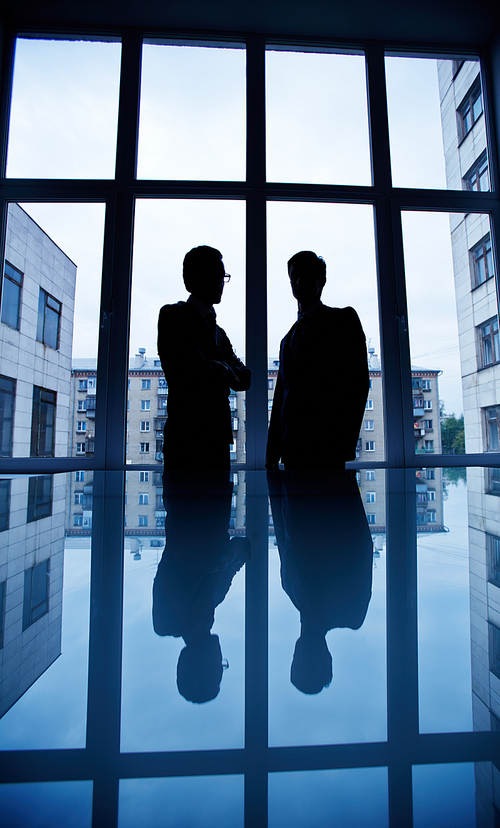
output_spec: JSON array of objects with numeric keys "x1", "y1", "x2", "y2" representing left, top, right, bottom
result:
[{"x1": 36, "y1": 287, "x2": 62, "y2": 350}]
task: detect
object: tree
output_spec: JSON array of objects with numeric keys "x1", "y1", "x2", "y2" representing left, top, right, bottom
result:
[{"x1": 441, "y1": 413, "x2": 465, "y2": 454}]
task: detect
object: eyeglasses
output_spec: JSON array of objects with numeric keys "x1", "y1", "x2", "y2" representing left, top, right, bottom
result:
[{"x1": 222, "y1": 273, "x2": 231, "y2": 284}]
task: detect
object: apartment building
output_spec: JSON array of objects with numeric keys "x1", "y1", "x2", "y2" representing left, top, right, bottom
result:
[{"x1": 0, "y1": 204, "x2": 75, "y2": 716}]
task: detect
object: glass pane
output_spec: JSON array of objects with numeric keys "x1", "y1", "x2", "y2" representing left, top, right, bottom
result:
[
  {"x1": 137, "y1": 43, "x2": 246, "y2": 181},
  {"x1": 417, "y1": 468, "x2": 472, "y2": 732},
  {"x1": 0, "y1": 473, "x2": 91, "y2": 749},
  {"x1": 268, "y1": 469, "x2": 386, "y2": 746},
  {"x1": 403, "y1": 212, "x2": 499, "y2": 456},
  {"x1": 128, "y1": 199, "x2": 246, "y2": 467},
  {"x1": 266, "y1": 50, "x2": 371, "y2": 185},
  {"x1": 413, "y1": 763, "x2": 476, "y2": 828},
  {"x1": 119, "y1": 776, "x2": 243, "y2": 828},
  {"x1": 121, "y1": 471, "x2": 247, "y2": 751},
  {"x1": 385, "y1": 55, "x2": 491, "y2": 191},
  {"x1": 268, "y1": 768, "x2": 389, "y2": 827},
  {"x1": 0, "y1": 781, "x2": 92, "y2": 828},
  {"x1": 1, "y1": 203, "x2": 104, "y2": 459},
  {"x1": 267, "y1": 202, "x2": 382, "y2": 467},
  {"x1": 7, "y1": 38, "x2": 121, "y2": 179}
]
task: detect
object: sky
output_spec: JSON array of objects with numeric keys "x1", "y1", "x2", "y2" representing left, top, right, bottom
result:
[{"x1": 4, "y1": 38, "x2": 485, "y2": 416}]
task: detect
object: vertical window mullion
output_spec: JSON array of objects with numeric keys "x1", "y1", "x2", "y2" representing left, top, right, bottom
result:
[
  {"x1": 245, "y1": 34, "x2": 268, "y2": 471},
  {"x1": 96, "y1": 31, "x2": 142, "y2": 471},
  {"x1": 365, "y1": 44, "x2": 408, "y2": 466}
]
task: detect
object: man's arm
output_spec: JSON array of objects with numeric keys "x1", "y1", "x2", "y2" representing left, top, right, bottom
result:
[
  {"x1": 266, "y1": 369, "x2": 284, "y2": 470},
  {"x1": 214, "y1": 329, "x2": 251, "y2": 391}
]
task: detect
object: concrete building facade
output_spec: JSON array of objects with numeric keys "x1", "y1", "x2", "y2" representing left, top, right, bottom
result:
[{"x1": 0, "y1": 204, "x2": 75, "y2": 717}]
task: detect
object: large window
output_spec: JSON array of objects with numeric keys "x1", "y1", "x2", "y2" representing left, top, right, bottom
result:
[{"x1": 0, "y1": 478, "x2": 10, "y2": 531}]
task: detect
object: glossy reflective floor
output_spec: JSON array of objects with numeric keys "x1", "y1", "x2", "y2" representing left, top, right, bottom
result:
[{"x1": 1, "y1": 467, "x2": 500, "y2": 827}]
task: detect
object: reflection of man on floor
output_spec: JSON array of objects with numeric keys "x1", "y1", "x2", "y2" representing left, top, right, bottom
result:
[
  {"x1": 153, "y1": 471, "x2": 250, "y2": 703},
  {"x1": 268, "y1": 469, "x2": 373, "y2": 694},
  {"x1": 266, "y1": 251, "x2": 369, "y2": 470},
  {"x1": 158, "y1": 246, "x2": 251, "y2": 471}
]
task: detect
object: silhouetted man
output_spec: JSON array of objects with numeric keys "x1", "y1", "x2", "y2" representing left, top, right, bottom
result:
[
  {"x1": 266, "y1": 251, "x2": 369, "y2": 470},
  {"x1": 158, "y1": 246, "x2": 251, "y2": 470}
]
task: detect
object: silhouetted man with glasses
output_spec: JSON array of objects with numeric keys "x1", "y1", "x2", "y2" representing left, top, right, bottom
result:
[
  {"x1": 158, "y1": 245, "x2": 251, "y2": 470},
  {"x1": 266, "y1": 250, "x2": 368, "y2": 470}
]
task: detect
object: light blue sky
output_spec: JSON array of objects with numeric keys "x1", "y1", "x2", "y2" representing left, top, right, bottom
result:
[{"x1": 6, "y1": 40, "x2": 474, "y2": 416}]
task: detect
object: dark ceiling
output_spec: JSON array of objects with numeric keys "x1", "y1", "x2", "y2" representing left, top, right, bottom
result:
[{"x1": 4, "y1": 0, "x2": 500, "y2": 47}]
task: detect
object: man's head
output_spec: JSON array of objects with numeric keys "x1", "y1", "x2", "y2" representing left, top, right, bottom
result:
[
  {"x1": 287, "y1": 251, "x2": 326, "y2": 310},
  {"x1": 183, "y1": 246, "x2": 229, "y2": 307}
]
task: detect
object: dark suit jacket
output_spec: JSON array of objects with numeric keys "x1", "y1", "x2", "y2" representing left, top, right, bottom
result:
[
  {"x1": 267, "y1": 303, "x2": 368, "y2": 469},
  {"x1": 158, "y1": 301, "x2": 251, "y2": 470}
]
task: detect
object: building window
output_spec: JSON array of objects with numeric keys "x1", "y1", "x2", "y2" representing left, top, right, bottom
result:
[
  {"x1": 423, "y1": 400, "x2": 432, "y2": 410},
  {"x1": 141, "y1": 380, "x2": 151, "y2": 390},
  {"x1": 75, "y1": 472, "x2": 85, "y2": 482},
  {"x1": 140, "y1": 421, "x2": 150, "y2": 432},
  {"x1": 74, "y1": 492, "x2": 83, "y2": 504},
  {"x1": 158, "y1": 397, "x2": 168, "y2": 410},
  {"x1": 366, "y1": 470, "x2": 375, "y2": 481},
  {"x1": 77, "y1": 421, "x2": 86, "y2": 432},
  {"x1": 138, "y1": 515, "x2": 148, "y2": 527},
  {"x1": 27, "y1": 475, "x2": 53, "y2": 522},
  {"x1": 365, "y1": 441, "x2": 375, "y2": 451},
  {"x1": 141, "y1": 400, "x2": 151, "y2": 410},
  {"x1": 232, "y1": 417, "x2": 239, "y2": 431},
  {"x1": 0, "y1": 479, "x2": 11, "y2": 532},
  {"x1": 485, "y1": 405, "x2": 500, "y2": 451},
  {"x1": 427, "y1": 510, "x2": 436, "y2": 523},
  {"x1": 229, "y1": 395, "x2": 237, "y2": 410},
  {"x1": 268, "y1": 379, "x2": 273, "y2": 389},
  {"x1": 422, "y1": 380, "x2": 431, "y2": 390},
  {"x1": 139, "y1": 471, "x2": 149, "y2": 482},
  {"x1": 427, "y1": 490, "x2": 436, "y2": 501},
  {"x1": 487, "y1": 468, "x2": 500, "y2": 496},
  {"x1": 140, "y1": 442, "x2": 150, "y2": 453},
  {"x1": 76, "y1": 442, "x2": 85, "y2": 454},
  {"x1": 36, "y1": 288, "x2": 61, "y2": 349},
  {"x1": 464, "y1": 152, "x2": 489, "y2": 192},
  {"x1": 22, "y1": 560, "x2": 50, "y2": 630},
  {"x1": 424, "y1": 440, "x2": 434, "y2": 451},
  {"x1": 77, "y1": 400, "x2": 86, "y2": 411},
  {"x1": 158, "y1": 377, "x2": 167, "y2": 390},
  {"x1": 424, "y1": 419, "x2": 433, "y2": 430},
  {"x1": 478, "y1": 317, "x2": 500, "y2": 368},
  {"x1": 366, "y1": 492, "x2": 376, "y2": 503},
  {"x1": 489, "y1": 623, "x2": 500, "y2": 680},
  {"x1": 486, "y1": 534, "x2": 500, "y2": 587},
  {"x1": 31, "y1": 386, "x2": 56, "y2": 457},
  {"x1": 471, "y1": 235, "x2": 495, "y2": 288},
  {"x1": 1, "y1": 262, "x2": 23, "y2": 330},
  {"x1": 426, "y1": 469, "x2": 435, "y2": 480},
  {"x1": 365, "y1": 420, "x2": 374, "y2": 431},
  {"x1": 73, "y1": 514, "x2": 83, "y2": 526},
  {"x1": 139, "y1": 493, "x2": 149, "y2": 505},
  {"x1": 452, "y1": 59, "x2": 464, "y2": 77},
  {"x1": 365, "y1": 400, "x2": 373, "y2": 410},
  {"x1": 0, "y1": 375, "x2": 15, "y2": 457},
  {"x1": 366, "y1": 514, "x2": 376, "y2": 525},
  {"x1": 458, "y1": 79, "x2": 483, "y2": 141},
  {"x1": 78, "y1": 379, "x2": 88, "y2": 391},
  {"x1": 154, "y1": 359, "x2": 161, "y2": 367}
]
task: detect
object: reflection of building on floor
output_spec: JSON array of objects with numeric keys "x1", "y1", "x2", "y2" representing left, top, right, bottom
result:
[
  {"x1": 1, "y1": 204, "x2": 75, "y2": 717},
  {"x1": 438, "y1": 58, "x2": 500, "y2": 815},
  {"x1": 68, "y1": 348, "x2": 246, "y2": 537}
]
